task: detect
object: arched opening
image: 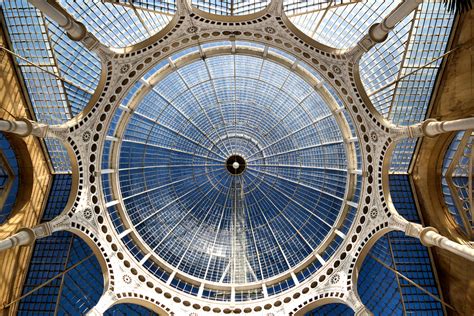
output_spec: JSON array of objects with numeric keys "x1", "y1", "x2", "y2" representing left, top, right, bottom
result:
[
  {"x1": 17, "y1": 233, "x2": 105, "y2": 314},
  {"x1": 356, "y1": 230, "x2": 444, "y2": 315},
  {"x1": 441, "y1": 130, "x2": 474, "y2": 239},
  {"x1": 293, "y1": 297, "x2": 351, "y2": 316},
  {"x1": 0, "y1": 132, "x2": 20, "y2": 224},
  {"x1": 356, "y1": 235, "x2": 404, "y2": 315}
]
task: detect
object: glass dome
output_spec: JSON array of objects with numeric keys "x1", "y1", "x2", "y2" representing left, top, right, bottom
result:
[{"x1": 111, "y1": 45, "x2": 354, "y2": 287}]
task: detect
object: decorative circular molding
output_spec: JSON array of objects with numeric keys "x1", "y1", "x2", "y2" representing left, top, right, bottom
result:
[
  {"x1": 370, "y1": 208, "x2": 378, "y2": 219},
  {"x1": 120, "y1": 64, "x2": 130, "y2": 74},
  {"x1": 83, "y1": 208, "x2": 93, "y2": 220},
  {"x1": 56, "y1": 5, "x2": 407, "y2": 314},
  {"x1": 123, "y1": 275, "x2": 132, "y2": 284},
  {"x1": 332, "y1": 65, "x2": 342, "y2": 75},
  {"x1": 330, "y1": 274, "x2": 340, "y2": 285},
  {"x1": 370, "y1": 131, "x2": 378, "y2": 142},
  {"x1": 187, "y1": 26, "x2": 198, "y2": 33},
  {"x1": 82, "y1": 131, "x2": 91, "y2": 142},
  {"x1": 264, "y1": 26, "x2": 276, "y2": 34}
]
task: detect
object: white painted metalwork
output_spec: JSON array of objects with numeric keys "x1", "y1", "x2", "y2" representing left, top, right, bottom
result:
[{"x1": 2, "y1": 0, "x2": 472, "y2": 315}]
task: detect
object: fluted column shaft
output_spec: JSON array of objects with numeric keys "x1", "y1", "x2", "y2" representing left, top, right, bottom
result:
[
  {"x1": 396, "y1": 117, "x2": 474, "y2": 138},
  {"x1": 421, "y1": 228, "x2": 474, "y2": 261},
  {"x1": 355, "y1": 307, "x2": 374, "y2": 316}
]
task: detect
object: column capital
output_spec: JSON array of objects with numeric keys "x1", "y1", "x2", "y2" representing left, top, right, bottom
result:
[
  {"x1": 64, "y1": 18, "x2": 87, "y2": 42},
  {"x1": 404, "y1": 221, "x2": 423, "y2": 238},
  {"x1": 418, "y1": 226, "x2": 439, "y2": 247},
  {"x1": 421, "y1": 118, "x2": 443, "y2": 137},
  {"x1": 355, "y1": 306, "x2": 374, "y2": 316},
  {"x1": 392, "y1": 116, "x2": 474, "y2": 139},
  {"x1": 0, "y1": 118, "x2": 68, "y2": 139},
  {"x1": 28, "y1": 0, "x2": 86, "y2": 40},
  {"x1": 346, "y1": 290, "x2": 373, "y2": 316},
  {"x1": 401, "y1": 221, "x2": 474, "y2": 262},
  {"x1": 0, "y1": 220, "x2": 59, "y2": 252},
  {"x1": 418, "y1": 117, "x2": 474, "y2": 137},
  {"x1": 368, "y1": 22, "x2": 390, "y2": 43},
  {"x1": 86, "y1": 290, "x2": 118, "y2": 315},
  {"x1": 27, "y1": 0, "x2": 112, "y2": 55},
  {"x1": 0, "y1": 227, "x2": 38, "y2": 252}
]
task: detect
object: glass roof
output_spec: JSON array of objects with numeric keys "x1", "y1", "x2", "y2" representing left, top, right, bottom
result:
[
  {"x1": 17, "y1": 174, "x2": 442, "y2": 313},
  {"x1": 442, "y1": 131, "x2": 473, "y2": 238},
  {"x1": 116, "y1": 52, "x2": 350, "y2": 284},
  {"x1": 59, "y1": 0, "x2": 173, "y2": 48},
  {"x1": 1, "y1": 1, "x2": 454, "y2": 174},
  {"x1": 288, "y1": 0, "x2": 454, "y2": 173},
  {"x1": 0, "y1": 0, "x2": 455, "y2": 312}
]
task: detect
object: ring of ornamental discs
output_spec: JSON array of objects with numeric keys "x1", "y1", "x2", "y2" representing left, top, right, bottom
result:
[{"x1": 17, "y1": 0, "x2": 445, "y2": 315}]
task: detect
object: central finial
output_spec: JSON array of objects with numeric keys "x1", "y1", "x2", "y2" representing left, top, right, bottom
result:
[{"x1": 226, "y1": 155, "x2": 246, "y2": 175}]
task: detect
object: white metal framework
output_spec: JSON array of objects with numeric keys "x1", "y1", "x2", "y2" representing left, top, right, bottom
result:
[{"x1": 1, "y1": 0, "x2": 473, "y2": 315}]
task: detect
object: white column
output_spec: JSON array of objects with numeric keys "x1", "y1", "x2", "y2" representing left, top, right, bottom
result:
[
  {"x1": 0, "y1": 119, "x2": 62, "y2": 138},
  {"x1": 0, "y1": 119, "x2": 32, "y2": 137},
  {"x1": 369, "y1": 0, "x2": 422, "y2": 43},
  {"x1": 405, "y1": 223, "x2": 474, "y2": 262},
  {"x1": 27, "y1": 0, "x2": 86, "y2": 41},
  {"x1": 353, "y1": 0, "x2": 422, "y2": 54},
  {"x1": 420, "y1": 227, "x2": 474, "y2": 261},
  {"x1": 394, "y1": 117, "x2": 474, "y2": 139},
  {"x1": 0, "y1": 228, "x2": 35, "y2": 252},
  {"x1": 422, "y1": 117, "x2": 474, "y2": 137},
  {"x1": 0, "y1": 223, "x2": 53, "y2": 252},
  {"x1": 86, "y1": 306, "x2": 103, "y2": 316}
]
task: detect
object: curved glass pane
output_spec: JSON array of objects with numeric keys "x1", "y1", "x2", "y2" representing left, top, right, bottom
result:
[
  {"x1": 118, "y1": 53, "x2": 349, "y2": 284},
  {"x1": 59, "y1": 0, "x2": 173, "y2": 48},
  {"x1": 286, "y1": 1, "x2": 454, "y2": 173}
]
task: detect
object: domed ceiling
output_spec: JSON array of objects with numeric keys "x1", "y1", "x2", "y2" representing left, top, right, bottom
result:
[
  {"x1": 112, "y1": 46, "x2": 356, "y2": 288},
  {"x1": 0, "y1": 0, "x2": 458, "y2": 314}
]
